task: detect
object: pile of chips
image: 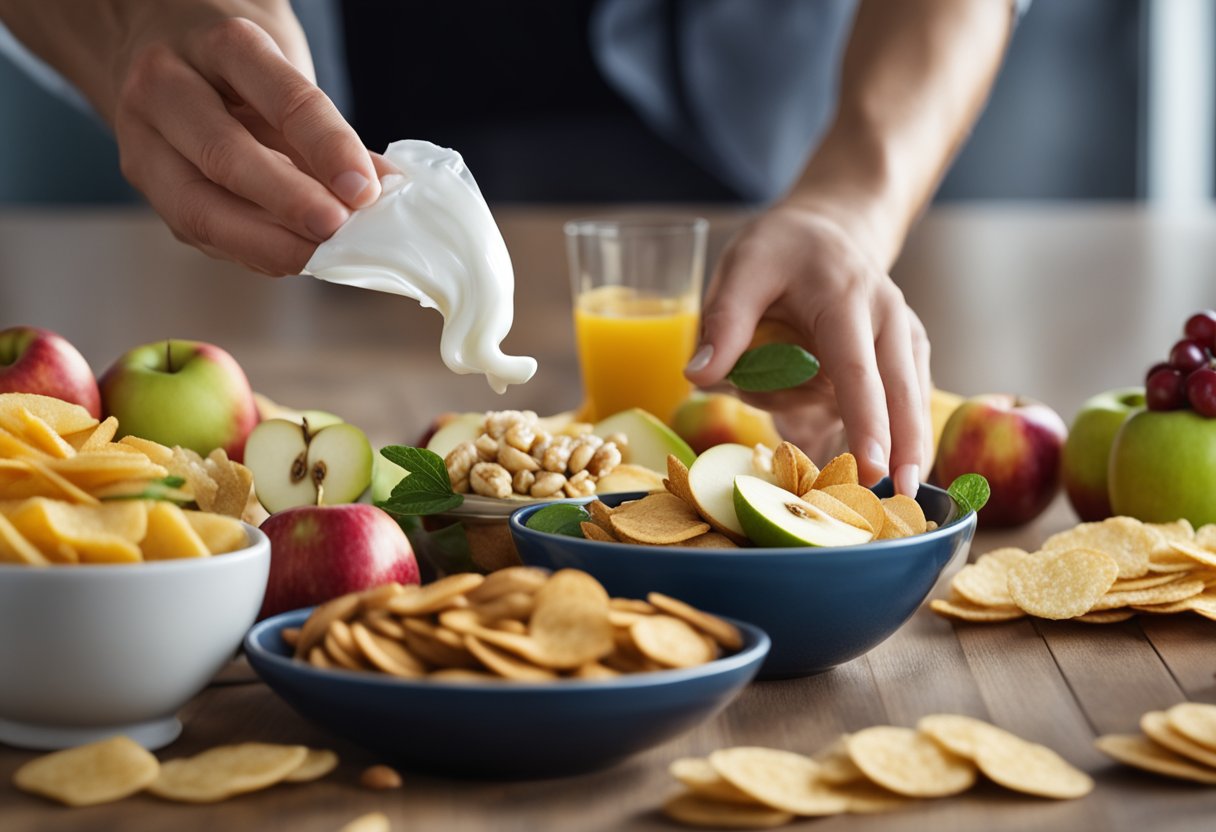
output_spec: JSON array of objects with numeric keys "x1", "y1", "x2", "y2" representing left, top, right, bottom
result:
[
  {"x1": 13, "y1": 735, "x2": 337, "y2": 807},
  {"x1": 932, "y1": 516, "x2": 1216, "y2": 623},
  {"x1": 662, "y1": 714, "x2": 1092, "y2": 827},
  {"x1": 1097, "y1": 702, "x2": 1216, "y2": 785},
  {"x1": 288, "y1": 568, "x2": 743, "y2": 680},
  {"x1": 579, "y1": 443, "x2": 935, "y2": 548},
  {"x1": 0, "y1": 393, "x2": 252, "y2": 564}
]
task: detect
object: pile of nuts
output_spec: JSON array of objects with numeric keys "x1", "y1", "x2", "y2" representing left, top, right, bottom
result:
[{"x1": 444, "y1": 411, "x2": 625, "y2": 499}]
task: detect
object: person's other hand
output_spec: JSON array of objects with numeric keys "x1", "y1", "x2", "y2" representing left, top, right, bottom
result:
[
  {"x1": 97, "y1": 1, "x2": 380, "y2": 275},
  {"x1": 684, "y1": 203, "x2": 932, "y2": 497}
]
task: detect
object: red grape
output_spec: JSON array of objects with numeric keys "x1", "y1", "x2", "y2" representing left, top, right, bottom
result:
[
  {"x1": 1169, "y1": 338, "x2": 1209, "y2": 374},
  {"x1": 1186, "y1": 368, "x2": 1216, "y2": 417},
  {"x1": 1146, "y1": 361, "x2": 1172, "y2": 381},
  {"x1": 1184, "y1": 310, "x2": 1216, "y2": 350},
  {"x1": 1147, "y1": 367, "x2": 1187, "y2": 411}
]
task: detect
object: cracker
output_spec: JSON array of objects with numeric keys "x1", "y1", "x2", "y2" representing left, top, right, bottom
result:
[
  {"x1": 1074, "y1": 609, "x2": 1135, "y2": 624},
  {"x1": 1007, "y1": 548, "x2": 1119, "y2": 619},
  {"x1": 465, "y1": 566, "x2": 547, "y2": 604},
  {"x1": 708, "y1": 746, "x2": 848, "y2": 816},
  {"x1": 1041, "y1": 516, "x2": 1152, "y2": 579},
  {"x1": 1095, "y1": 734, "x2": 1216, "y2": 784},
  {"x1": 13, "y1": 735, "x2": 160, "y2": 807},
  {"x1": 282, "y1": 748, "x2": 339, "y2": 783},
  {"x1": 974, "y1": 733, "x2": 1093, "y2": 799},
  {"x1": 529, "y1": 569, "x2": 614, "y2": 668},
  {"x1": 350, "y1": 622, "x2": 426, "y2": 677},
  {"x1": 665, "y1": 454, "x2": 697, "y2": 508},
  {"x1": 668, "y1": 757, "x2": 760, "y2": 804},
  {"x1": 820, "y1": 484, "x2": 883, "y2": 538},
  {"x1": 811, "y1": 735, "x2": 865, "y2": 785},
  {"x1": 952, "y1": 556, "x2": 1021, "y2": 608},
  {"x1": 811, "y1": 453, "x2": 858, "y2": 490},
  {"x1": 387, "y1": 573, "x2": 485, "y2": 616},
  {"x1": 917, "y1": 714, "x2": 1012, "y2": 759},
  {"x1": 338, "y1": 812, "x2": 391, "y2": 832},
  {"x1": 662, "y1": 791, "x2": 795, "y2": 828},
  {"x1": 149, "y1": 743, "x2": 309, "y2": 803},
  {"x1": 630, "y1": 614, "x2": 716, "y2": 668},
  {"x1": 802, "y1": 489, "x2": 874, "y2": 534},
  {"x1": 1141, "y1": 710, "x2": 1216, "y2": 768},
  {"x1": 580, "y1": 521, "x2": 616, "y2": 542},
  {"x1": 846, "y1": 726, "x2": 976, "y2": 797},
  {"x1": 879, "y1": 495, "x2": 927, "y2": 535},
  {"x1": 771, "y1": 442, "x2": 802, "y2": 494},
  {"x1": 648, "y1": 592, "x2": 743, "y2": 651},
  {"x1": 1166, "y1": 702, "x2": 1216, "y2": 752},
  {"x1": 465, "y1": 635, "x2": 557, "y2": 681},
  {"x1": 610, "y1": 492, "x2": 710, "y2": 545},
  {"x1": 676, "y1": 531, "x2": 740, "y2": 549}
]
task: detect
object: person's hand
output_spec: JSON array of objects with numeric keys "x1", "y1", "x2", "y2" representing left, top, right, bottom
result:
[
  {"x1": 683, "y1": 202, "x2": 932, "y2": 497},
  {"x1": 94, "y1": 1, "x2": 380, "y2": 275}
]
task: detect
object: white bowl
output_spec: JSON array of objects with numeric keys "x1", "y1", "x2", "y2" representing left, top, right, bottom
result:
[{"x1": 0, "y1": 524, "x2": 269, "y2": 750}]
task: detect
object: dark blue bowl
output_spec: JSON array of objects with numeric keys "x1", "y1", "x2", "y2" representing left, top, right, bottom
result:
[
  {"x1": 509, "y1": 480, "x2": 975, "y2": 679},
  {"x1": 245, "y1": 609, "x2": 769, "y2": 779}
]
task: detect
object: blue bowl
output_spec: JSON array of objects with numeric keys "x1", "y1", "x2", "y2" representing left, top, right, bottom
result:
[
  {"x1": 245, "y1": 609, "x2": 769, "y2": 779},
  {"x1": 509, "y1": 480, "x2": 975, "y2": 679}
]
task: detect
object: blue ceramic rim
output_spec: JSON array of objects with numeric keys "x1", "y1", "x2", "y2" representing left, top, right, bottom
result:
[
  {"x1": 0, "y1": 524, "x2": 266, "y2": 575},
  {"x1": 245, "y1": 608, "x2": 771, "y2": 693},
  {"x1": 508, "y1": 483, "x2": 975, "y2": 563}
]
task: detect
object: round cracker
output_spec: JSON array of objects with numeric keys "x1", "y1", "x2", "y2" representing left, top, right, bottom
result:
[
  {"x1": 708, "y1": 746, "x2": 848, "y2": 816},
  {"x1": 1141, "y1": 711, "x2": 1216, "y2": 768},
  {"x1": 1040, "y1": 517, "x2": 1153, "y2": 579},
  {"x1": 610, "y1": 492, "x2": 711, "y2": 545},
  {"x1": 668, "y1": 757, "x2": 760, "y2": 805},
  {"x1": 1007, "y1": 548, "x2": 1119, "y2": 619},
  {"x1": 149, "y1": 743, "x2": 309, "y2": 803},
  {"x1": 820, "y1": 484, "x2": 885, "y2": 538},
  {"x1": 387, "y1": 573, "x2": 485, "y2": 616},
  {"x1": 917, "y1": 714, "x2": 1011, "y2": 759},
  {"x1": 1166, "y1": 702, "x2": 1216, "y2": 752},
  {"x1": 631, "y1": 615, "x2": 716, "y2": 668},
  {"x1": 811, "y1": 735, "x2": 865, "y2": 785},
  {"x1": 530, "y1": 570, "x2": 615, "y2": 669},
  {"x1": 662, "y1": 791, "x2": 795, "y2": 828},
  {"x1": 283, "y1": 748, "x2": 339, "y2": 783},
  {"x1": 466, "y1": 566, "x2": 548, "y2": 604},
  {"x1": 1095, "y1": 733, "x2": 1216, "y2": 784},
  {"x1": 846, "y1": 726, "x2": 976, "y2": 797},
  {"x1": 465, "y1": 635, "x2": 557, "y2": 681},
  {"x1": 350, "y1": 622, "x2": 426, "y2": 677},
  {"x1": 296, "y1": 591, "x2": 362, "y2": 657},
  {"x1": 648, "y1": 592, "x2": 743, "y2": 651},
  {"x1": 14, "y1": 735, "x2": 160, "y2": 807},
  {"x1": 975, "y1": 733, "x2": 1093, "y2": 798},
  {"x1": 880, "y1": 495, "x2": 927, "y2": 535},
  {"x1": 830, "y1": 779, "x2": 909, "y2": 814}
]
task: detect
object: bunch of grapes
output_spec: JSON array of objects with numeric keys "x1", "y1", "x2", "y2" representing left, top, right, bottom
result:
[{"x1": 1146, "y1": 310, "x2": 1216, "y2": 416}]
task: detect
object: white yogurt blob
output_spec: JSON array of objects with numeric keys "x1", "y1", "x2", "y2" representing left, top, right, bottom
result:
[{"x1": 303, "y1": 140, "x2": 538, "y2": 393}]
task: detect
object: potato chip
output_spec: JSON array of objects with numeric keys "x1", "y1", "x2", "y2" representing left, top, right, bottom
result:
[
  {"x1": 665, "y1": 453, "x2": 697, "y2": 509},
  {"x1": 1167, "y1": 540, "x2": 1216, "y2": 569},
  {"x1": 1094, "y1": 734, "x2": 1216, "y2": 784},
  {"x1": 400, "y1": 626, "x2": 478, "y2": 669},
  {"x1": 530, "y1": 569, "x2": 614, "y2": 668},
  {"x1": 22, "y1": 458, "x2": 99, "y2": 504},
  {"x1": 183, "y1": 510, "x2": 248, "y2": 554},
  {"x1": 631, "y1": 615, "x2": 716, "y2": 668},
  {"x1": 170, "y1": 447, "x2": 219, "y2": 511},
  {"x1": 573, "y1": 661, "x2": 619, "y2": 679},
  {"x1": 13, "y1": 735, "x2": 159, "y2": 807},
  {"x1": 1091, "y1": 576, "x2": 1205, "y2": 611},
  {"x1": 0, "y1": 393, "x2": 97, "y2": 435},
  {"x1": 356, "y1": 583, "x2": 407, "y2": 614},
  {"x1": 9, "y1": 407, "x2": 75, "y2": 458},
  {"x1": 794, "y1": 449, "x2": 819, "y2": 496},
  {"x1": 362, "y1": 610, "x2": 406, "y2": 641},
  {"x1": 951, "y1": 552, "x2": 1025, "y2": 608},
  {"x1": 917, "y1": 714, "x2": 1011, "y2": 759},
  {"x1": 338, "y1": 812, "x2": 392, "y2": 832},
  {"x1": 1166, "y1": 702, "x2": 1216, "y2": 752},
  {"x1": 149, "y1": 743, "x2": 309, "y2": 803},
  {"x1": 673, "y1": 531, "x2": 740, "y2": 549},
  {"x1": 580, "y1": 521, "x2": 616, "y2": 542},
  {"x1": 648, "y1": 592, "x2": 743, "y2": 651},
  {"x1": 9, "y1": 498, "x2": 147, "y2": 563},
  {"x1": 141, "y1": 501, "x2": 210, "y2": 560},
  {"x1": 811, "y1": 453, "x2": 858, "y2": 490},
  {"x1": 772, "y1": 442, "x2": 801, "y2": 494},
  {"x1": 74, "y1": 416, "x2": 120, "y2": 453},
  {"x1": 1141, "y1": 711, "x2": 1216, "y2": 768},
  {"x1": 662, "y1": 791, "x2": 795, "y2": 828},
  {"x1": 466, "y1": 566, "x2": 547, "y2": 604},
  {"x1": 610, "y1": 492, "x2": 710, "y2": 545},
  {"x1": 802, "y1": 489, "x2": 873, "y2": 535},
  {"x1": 1007, "y1": 548, "x2": 1119, "y2": 619},
  {"x1": 709, "y1": 746, "x2": 848, "y2": 816},
  {"x1": 0, "y1": 425, "x2": 48, "y2": 461},
  {"x1": 1074, "y1": 609, "x2": 1135, "y2": 624},
  {"x1": 471, "y1": 590, "x2": 534, "y2": 623},
  {"x1": 118, "y1": 435, "x2": 175, "y2": 467},
  {"x1": 387, "y1": 573, "x2": 485, "y2": 616},
  {"x1": 820, "y1": 485, "x2": 883, "y2": 538},
  {"x1": 668, "y1": 757, "x2": 761, "y2": 804},
  {"x1": 203, "y1": 449, "x2": 254, "y2": 519},
  {"x1": 307, "y1": 646, "x2": 334, "y2": 669},
  {"x1": 832, "y1": 779, "x2": 909, "y2": 814},
  {"x1": 846, "y1": 726, "x2": 976, "y2": 797},
  {"x1": 465, "y1": 635, "x2": 556, "y2": 681},
  {"x1": 43, "y1": 453, "x2": 167, "y2": 489},
  {"x1": 1041, "y1": 516, "x2": 1153, "y2": 579},
  {"x1": 351, "y1": 622, "x2": 426, "y2": 677},
  {"x1": 812, "y1": 735, "x2": 865, "y2": 785},
  {"x1": 0, "y1": 511, "x2": 49, "y2": 565},
  {"x1": 974, "y1": 732, "x2": 1093, "y2": 798},
  {"x1": 282, "y1": 748, "x2": 339, "y2": 783},
  {"x1": 929, "y1": 598, "x2": 1025, "y2": 622},
  {"x1": 1111, "y1": 573, "x2": 1187, "y2": 593},
  {"x1": 1196, "y1": 524, "x2": 1216, "y2": 550},
  {"x1": 879, "y1": 495, "x2": 927, "y2": 536}
]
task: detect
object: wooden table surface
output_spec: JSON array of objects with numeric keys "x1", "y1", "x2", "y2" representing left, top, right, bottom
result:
[{"x1": 1, "y1": 204, "x2": 1214, "y2": 831}]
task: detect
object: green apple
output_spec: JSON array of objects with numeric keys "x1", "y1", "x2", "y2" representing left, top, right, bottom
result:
[
  {"x1": 594, "y1": 408, "x2": 695, "y2": 472},
  {"x1": 1109, "y1": 409, "x2": 1216, "y2": 526},
  {"x1": 1062, "y1": 387, "x2": 1145, "y2": 521},
  {"x1": 100, "y1": 340, "x2": 259, "y2": 461},
  {"x1": 244, "y1": 418, "x2": 373, "y2": 513},
  {"x1": 733, "y1": 475, "x2": 873, "y2": 547},
  {"x1": 686, "y1": 442, "x2": 773, "y2": 538}
]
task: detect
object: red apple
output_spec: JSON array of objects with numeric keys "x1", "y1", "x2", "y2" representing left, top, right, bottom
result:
[
  {"x1": 0, "y1": 326, "x2": 100, "y2": 417},
  {"x1": 933, "y1": 394, "x2": 1068, "y2": 527},
  {"x1": 258, "y1": 504, "x2": 420, "y2": 619}
]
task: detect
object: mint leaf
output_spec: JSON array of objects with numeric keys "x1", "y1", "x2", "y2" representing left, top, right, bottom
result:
[
  {"x1": 525, "y1": 504, "x2": 590, "y2": 538},
  {"x1": 947, "y1": 473, "x2": 990, "y2": 516},
  {"x1": 376, "y1": 446, "x2": 464, "y2": 516},
  {"x1": 727, "y1": 343, "x2": 819, "y2": 392}
]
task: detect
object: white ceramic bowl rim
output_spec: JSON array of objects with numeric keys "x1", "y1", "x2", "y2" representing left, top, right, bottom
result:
[{"x1": 0, "y1": 524, "x2": 267, "y2": 575}]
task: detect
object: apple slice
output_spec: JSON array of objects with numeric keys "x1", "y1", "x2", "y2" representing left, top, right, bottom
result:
[
  {"x1": 733, "y1": 475, "x2": 873, "y2": 548},
  {"x1": 424, "y1": 412, "x2": 484, "y2": 458},
  {"x1": 594, "y1": 408, "x2": 695, "y2": 472},
  {"x1": 685, "y1": 443, "x2": 775, "y2": 539},
  {"x1": 245, "y1": 418, "x2": 373, "y2": 514}
]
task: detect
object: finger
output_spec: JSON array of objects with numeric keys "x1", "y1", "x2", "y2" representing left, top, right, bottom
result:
[
  {"x1": 126, "y1": 50, "x2": 349, "y2": 243},
  {"x1": 186, "y1": 18, "x2": 380, "y2": 207},
  {"x1": 685, "y1": 259, "x2": 779, "y2": 387},
  {"x1": 874, "y1": 301, "x2": 925, "y2": 497},
  {"x1": 808, "y1": 297, "x2": 891, "y2": 486},
  {"x1": 908, "y1": 309, "x2": 935, "y2": 473},
  {"x1": 118, "y1": 120, "x2": 316, "y2": 275}
]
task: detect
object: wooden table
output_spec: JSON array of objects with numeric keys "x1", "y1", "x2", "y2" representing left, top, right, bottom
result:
[{"x1": 1, "y1": 204, "x2": 1214, "y2": 830}]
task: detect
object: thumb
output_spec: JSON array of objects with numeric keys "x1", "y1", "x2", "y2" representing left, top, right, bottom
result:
[{"x1": 684, "y1": 279, "x2": 768, "y2": 387}]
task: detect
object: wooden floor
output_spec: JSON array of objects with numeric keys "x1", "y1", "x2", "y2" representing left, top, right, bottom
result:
[{"x1": 1, "y1": 205, "x2": 1215, "y2": 830}]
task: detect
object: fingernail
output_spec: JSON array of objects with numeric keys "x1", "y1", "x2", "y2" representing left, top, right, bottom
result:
[
  {"x1": 894, "y1": 464, "x2": 921, "y2": 498},
  {"x1": 685, "y1": 344, "x2": 713, "y2": 373},
  {"x1": 305, "y1": 205, "x2": 349, "y2": 240},
  {"x1": 331, "y1": 170, "x2": 373, "y2": 205},
  {"x1": 864, "y1": 440, "x2": 888, "y2": 475}
]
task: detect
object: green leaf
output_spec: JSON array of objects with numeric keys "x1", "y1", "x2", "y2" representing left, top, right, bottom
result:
[
  {"x1": 727, "y1": 343, "x2": 820, "y2": 392},
  {"x1": 375, "y1": 445, "x2": 464, "y2": 516},
  {"x1": 947, "y1": 473, "x2": 991, "y2": 516},
  {"x1": 525, "y1": 504, "x2": 590, "y2": 538},
  {"x1": 99, "y1": 476, "x2": 191, "y2": 504}
]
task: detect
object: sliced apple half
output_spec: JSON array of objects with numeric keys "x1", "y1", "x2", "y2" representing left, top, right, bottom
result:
[
  {"x1": 594, "y1": 408, "x2": 695, "y2": 472},
  {"x1": 245, "y1": 418, "x2": 373, "y2": 513},
  {"x1": 424, "y1": 412, "x2": 484, "y2": 458},
  {"x1": 734, "y1": 475, "x2": 874, "y2": 548},
  {"x1": 685, "y1": 443, "x2": 774, "y2": 540}
]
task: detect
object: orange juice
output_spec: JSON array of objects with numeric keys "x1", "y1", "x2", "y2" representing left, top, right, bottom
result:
[{"x1": 574, "y1": 287, "x2": 699, "y2": 423}]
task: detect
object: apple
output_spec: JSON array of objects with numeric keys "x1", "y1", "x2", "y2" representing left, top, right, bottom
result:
[
  {"x1": 1109, "y1": 409, "x2": 1216, "y2": 526},
  {"x1": 671, "y1": 392, "x2": 782, "y2": 454},
  {"x1": 100, "y1": 339, "x2": 258, "y2": 461},
  {"x1": 424, "y1": 412, "x2": 484, "y2": 457},
  {"x1": 686, "y1": 442, "x2": 775, "y2": 540},
  {"x1": 252, "y1": 392, "x2": 342, "y2": 430},
  {"x1": 929, "y1": 388, "x2": 964, "y2": 456},
  {"x1": 0, "y1": 326, "x2": 100, "y2": 417},
  {"x1": 733, "y1": 475, "x2": 873, "y2": 548},
  {"x1": 244, "y1": 418, "x2": 373, "y2": 513},
  {"x1": 594, "y1": 408, "x2": 695, "y2": 471},
  {"x1": 258, "y1": 504, "x2": 420, "y2": 619},
  {"x1": 1061, "y1": 387, "x2": 1145, "y2": 521},
  {"x1": 933, "y1": 394, "x2": 1067, "y2": 527}
]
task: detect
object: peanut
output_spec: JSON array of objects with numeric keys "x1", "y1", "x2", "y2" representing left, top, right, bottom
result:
[
  {"x1": 586, "y1": 441, "x2": 622, "y2": 478},
  {"x1": 541, "y1": 436, "x2": 574, "y2": 473},
  {"x1": 530, "y1": 471, "x2": 567, "y2": 498},
  {"x1": 470, "y1": 462, "x2": 512, "y2": 499},
  {"x1": 504, "y1": 420, "x2": 537, "y2": 453},
  {"x1": 444, "y1": 441, "x2": 478, "y2": 487},
  {"x1": 567, "y1": 435, "x2": 604, "y2": 473},
  {"x1": 512, "y1": 469, "x2": 536, "y2": 495},
  {"x1": 360, "y1": 764, "x2": 402, "y2": 791},
  {"x1": 498, "y1": 443, "x2": 540, "y2": 474},
  {"x1": 563, "y1": 469, "x2": 597, "y2": 498},
  {"x1": 474, "y1": 433, "x2": 499, "y2": 461}
]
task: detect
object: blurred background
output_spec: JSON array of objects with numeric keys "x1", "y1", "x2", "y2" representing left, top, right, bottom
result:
[{"x1": 0, "y1": 0, "x2": 1202, "y2": 207}]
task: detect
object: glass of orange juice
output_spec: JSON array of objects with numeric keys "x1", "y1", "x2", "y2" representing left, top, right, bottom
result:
[{"x1": 565, "y1": 216, "x2": 708, "y2": 424}]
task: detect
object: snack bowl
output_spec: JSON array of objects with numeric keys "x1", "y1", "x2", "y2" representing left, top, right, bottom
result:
[
  {"x1": 245, "y1": 608, "x2": 769, "y2": 779},
  {"x1": 509, "y1": 480, "x2": 975, "y2": 679},
  {"x1": 0, "y1": 524, "x2": 269, "y2": 751}
]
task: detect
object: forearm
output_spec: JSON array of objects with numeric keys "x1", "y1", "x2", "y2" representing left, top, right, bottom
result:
[{"x1": 786, "y1": 0, "x2": 1015, "y2": 268}]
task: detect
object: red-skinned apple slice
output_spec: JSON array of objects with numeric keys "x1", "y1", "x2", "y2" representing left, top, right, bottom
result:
[{"x1": 245, "y1": 418, "x2": 373, "y2": 513}]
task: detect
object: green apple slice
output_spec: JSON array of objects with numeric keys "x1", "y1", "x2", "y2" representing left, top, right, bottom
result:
[
  {"x1": 686, "y1": 443, "x2": 773, "y2": 537},
  {"x1": 371, "y1": 453, "x2": 408, "y2": 505},
  {"x1": 245, "y1": 419, "x2": 373, "y2": 513},
  {"x1": 733, "y1": 475, "x2": 873, "y2": 548},
  {"x1": 594, "y1": 408, "x2": 695, "y2": 471},
  {"x1": 425, "y1": 412, "x2": 484, "y2": 458},
  {"x1": 307, "y1": 423, "x2": 374, "y2": 505}
]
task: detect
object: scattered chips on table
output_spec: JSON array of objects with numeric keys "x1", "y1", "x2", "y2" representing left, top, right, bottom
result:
[
  {"x1": 933, "y1": 516, "x2": 1216, "y2": 624},
  {"x1": 13, "y1": 735, "x2": 159, "y2": 807},
  {"x1": 149, "y1": 743, "x2": 309, "y2": 803},
  {"x1": 660, "y1": 714, "x2": 1089, "y2": 827},
  {"x1": 1096, "y1": 702, "x2": 1216, "y2": 785},
  {"x1": 292, "y1": 569, "x2": 744, "y2": 681},
  {"x1": 0, "y1": 393, "x2": 252, "y2": 564}
]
